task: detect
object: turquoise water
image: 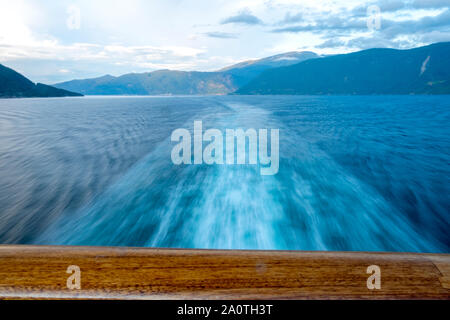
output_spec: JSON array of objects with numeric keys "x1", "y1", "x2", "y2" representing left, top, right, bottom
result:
[{"x1": 0, "y1": 95, "x2": 448, "y2": 252}]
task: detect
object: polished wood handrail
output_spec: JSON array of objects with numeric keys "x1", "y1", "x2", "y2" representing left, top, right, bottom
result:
[{"x1": 0, "y1": 245, "x2": 448, "y2": 299}]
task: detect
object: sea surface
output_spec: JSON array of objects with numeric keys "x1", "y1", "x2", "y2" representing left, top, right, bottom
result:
[{"x1": 0, "y1": 95, "x2": 448, "y2": 252}]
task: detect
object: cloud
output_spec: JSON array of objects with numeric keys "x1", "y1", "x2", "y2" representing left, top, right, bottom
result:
[
  {"x1": 221, "y1": 9, "x2": 263, "y2": 25},
  {"x1": 351, "y1": 0, "x2": 450, "y2": 16},
  {"x1": 272, "y1": 16, "x2": 366, "y2": 33},
  {"x1": 382, "y1": 9, "x2": 450, "y2": 38},
  {"x1": 0, "y1": 41, "x2": 205, "y2": 63},
  {"x1": 277, "y1": 12, "x2": 303, "y2": 25},
  {"x1": 316, "y1": 38, "x2": 346, "y2": 49},
  {"x1": 204, "y1": 32, "x2": 238, "y2": 39},
  {"x1": 351, "y1": 0, "x2": 406, "y2": 17},
  {"x1": 272, "y1": 6, "x2": 450, "y2": 38},
  {"x1": 416, "y1": 30, "x2": 450, "y2": 43},
  {"x1": 296, "y1": 3, "x2": 450, "y2": 53},
  {"x1": 317, "y1": 35, "x2": 418, "y2": 51},
  {"x1": 345, "y1": 36, "x2": 411, "y2": 50},
  {"x1": 412, "y1": 0, "x2": 450, "y2": 9},
  {"x1": 1, "y1": 0, "x2": 450, "y2": 82},
  {"x1": 316, "y1": 9, "x2": 450, "y2": 51},
  {"x1": 0, "y1": 40, "x2": 207, "y2": 82}
]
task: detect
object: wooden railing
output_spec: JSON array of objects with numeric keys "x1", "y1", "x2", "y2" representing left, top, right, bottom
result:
[{"x1": 0, "y1": 245, "x2": 448, "y2": 299}]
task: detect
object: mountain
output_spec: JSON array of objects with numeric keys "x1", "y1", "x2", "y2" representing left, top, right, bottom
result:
[
  {"x1": 236, "y1": 42, "x2": 450, "y2": 95},
  {"x1": 0, "y1": 64, "x2": 82, "y2": 98},
  {"x1": 53, "y1": 51, "x2": 320, "y2": 95},
  {"x1": 54, "y1": 70, "x2": 237, "y2": 95},
  {"x1": 220, "y1": 51, "x2": 319, "y2": 86}
]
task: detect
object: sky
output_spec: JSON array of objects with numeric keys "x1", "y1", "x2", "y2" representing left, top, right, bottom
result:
[{"x1": 0, "y1": 0, "x2": 449, "y2": 83}]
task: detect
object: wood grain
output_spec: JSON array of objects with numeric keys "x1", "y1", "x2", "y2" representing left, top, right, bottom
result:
[{"x1": 0, "y1": 245, "x2": 448, "y2": 299}]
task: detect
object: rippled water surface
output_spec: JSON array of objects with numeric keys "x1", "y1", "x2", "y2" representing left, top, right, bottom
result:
[{"x1": 0, "y1": 95, "x2": 448, "y2": 252}]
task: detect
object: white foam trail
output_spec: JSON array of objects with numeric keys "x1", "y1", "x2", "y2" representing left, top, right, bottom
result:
[{"x1": 37, "y1": 101, "x2": 439, "y2": 252}]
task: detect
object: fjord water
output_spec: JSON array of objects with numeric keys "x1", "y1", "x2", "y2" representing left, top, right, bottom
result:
[{"x1": 0, "y1": 96, "x2": 448, "y2": 252}]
